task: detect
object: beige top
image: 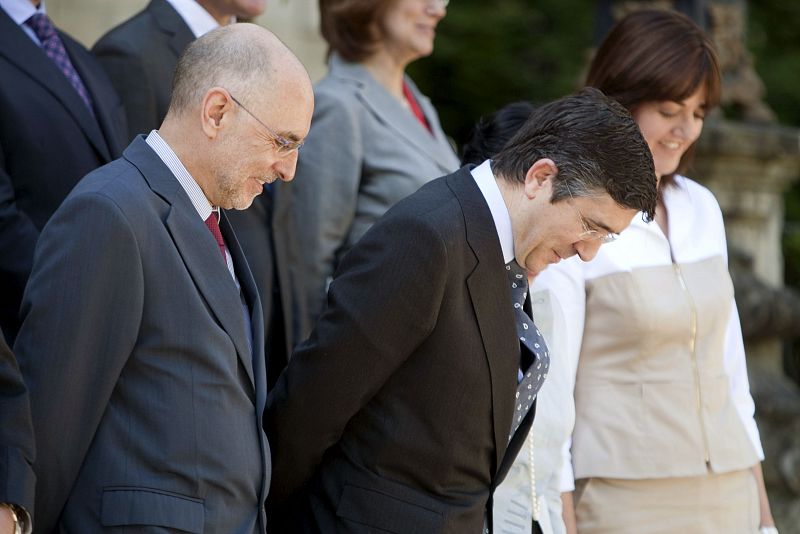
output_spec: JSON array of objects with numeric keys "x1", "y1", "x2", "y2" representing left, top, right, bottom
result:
[
  {"x1": 549, "y1": 176, "x2": 762, "y2": 481},
  {"x1": 573, "y1": 256, "x2": 759, "y2": 478}
]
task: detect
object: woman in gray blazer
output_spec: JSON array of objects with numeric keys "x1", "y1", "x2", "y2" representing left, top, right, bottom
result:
[{"x1": 286, "y1": 0, "x2": 460, "y2": 330}]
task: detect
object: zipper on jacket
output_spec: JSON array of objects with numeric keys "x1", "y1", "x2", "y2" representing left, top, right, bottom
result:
[{"x1": 673, "y1": 262, "x2": 711, "y2": 465}]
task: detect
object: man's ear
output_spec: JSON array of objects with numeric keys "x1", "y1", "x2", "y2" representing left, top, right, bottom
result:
[
  {"x1": 200, "y1": 87, "x2": 234, "y2": 139},
  {"x1": 523, "y1": 158, "x2": 558, "y2": 198}
]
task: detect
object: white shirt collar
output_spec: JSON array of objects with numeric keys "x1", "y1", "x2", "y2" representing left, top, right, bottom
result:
[
  {"x1": 471, "y1": 159, "x2": 515, "y2": 264},
  {"x1": 1, "y1": 0, "x2": 45, "y2": 25},
  {"x1": 145, "y1": 130, "x2": 215, "y2": 221},
  {"x1": 165, "y1": 0, "x2": 231, "y2": 38}
]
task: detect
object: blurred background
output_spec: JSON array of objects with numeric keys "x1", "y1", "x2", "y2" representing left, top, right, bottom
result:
[{"x1": 49, "y1": 0, "x2": 800, "y2": 530}]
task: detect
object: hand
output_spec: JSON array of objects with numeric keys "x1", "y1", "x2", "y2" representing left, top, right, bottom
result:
[{"x1": 0, "y1": 505, "x2": 16, "y2": 534}]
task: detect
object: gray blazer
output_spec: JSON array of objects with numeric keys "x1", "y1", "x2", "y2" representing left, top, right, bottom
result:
[
  {"x1": 14, "y1": 137, "x2": 270, "y2": 533},
  {"x1": 284, "y1": 54, "x2": 460, "y2": 332}
]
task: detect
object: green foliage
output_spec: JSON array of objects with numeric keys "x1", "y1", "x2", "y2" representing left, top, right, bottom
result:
[
  {"x1": 407, "y1": 0, "x2": 594, "y2": 152},
  {"x1": 754, "y1": 1, "x2": 800, "y2": 286},
  {"x1": 748, "y1": 1, "x2": 800, "y2": 127}
]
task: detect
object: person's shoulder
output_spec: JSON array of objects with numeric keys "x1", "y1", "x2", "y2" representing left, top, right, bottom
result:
[
  {"x1": 70, "y1": 157, "x2": 145, "y2": 203},
  {"x1": 384, "y1": 173, "x2": 462, "y2": 228},
  {"x1": 674, "y1": 174, "x2": 723, "y2": 215},
  {"x1": 92, "y1": 5, "x2": 164, "y2": 53},
  {"x1": 314, "y1": 72, "x2": 363, "y2": 107}
]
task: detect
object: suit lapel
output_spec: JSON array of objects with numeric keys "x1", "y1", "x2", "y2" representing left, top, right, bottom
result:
[
  {"x1": 123, "y1": 138, "x2": 256, "y2": 389},
  {"x1": 61, "y1": 35, "x2": 114, "y2": 160},
  {"x1": 447, "y1": 167, "x2": 520, "y2": 474},
  {"x1": 220, "y1": 213, "x2": 266, "y2": 410},
  {"x1": 329, "y1": 55, "x2": 458, "y2": 173},
  {"x1": 0, "y1": 10, "x2": 111, "y2": 161},
  {"x1": 150, "y1": 0, "x2": 196, "y2": 57}
]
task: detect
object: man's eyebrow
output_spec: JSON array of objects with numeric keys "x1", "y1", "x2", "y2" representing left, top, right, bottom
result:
[
  {"x1": 278, "y1": 131, "x2": 302, "y2": 143},
  {"x1": 586, "y1": 217, "x2": 615, "y2": 234}
]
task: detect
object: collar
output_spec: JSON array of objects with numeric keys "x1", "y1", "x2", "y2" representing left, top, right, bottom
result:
[
  {"x1": 471, "y1": 159, "x2": 515, "y2": 264},
  {"x1": 164, "y1": 0, "x2": 229, "y2": 38},
  {"x1": 145, "y1": 130, "x2": 215, "y2": 221},
  {"x1": 0, "y1": 0, "x2": 45, "y2": 25}
]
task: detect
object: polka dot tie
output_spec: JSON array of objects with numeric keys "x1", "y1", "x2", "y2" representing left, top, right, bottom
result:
[
  {"x1": 25, "y1": 13, "x2": 95, "y2": 117},
  {"x1": 505, "y1": 260, "x2": 550, "y2": 440}
]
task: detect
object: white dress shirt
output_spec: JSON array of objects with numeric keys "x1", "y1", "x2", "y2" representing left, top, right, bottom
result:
[
  {"x1": 165, "y1": 0, "x2": 230, "y2": 38},
  {"x1": 0, "y1": 0, "x2": 47, "y2": 45}
]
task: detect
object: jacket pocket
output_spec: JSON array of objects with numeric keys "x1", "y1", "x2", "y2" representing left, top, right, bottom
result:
[
  {"x1": 101, "y1": 486, "x2": 204, "y2": 533},
  {"x1": 336, "y1": 483, "x2": 443, "y2": 533}
]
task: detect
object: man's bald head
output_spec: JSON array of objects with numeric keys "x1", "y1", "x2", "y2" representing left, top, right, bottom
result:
[{"x1": 168, "y1": 23, "x2": 310, "y2": 116}]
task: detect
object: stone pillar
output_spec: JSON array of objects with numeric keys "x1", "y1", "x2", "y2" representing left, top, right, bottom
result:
[{"x1": 694, "y1": 119, "x2": 800, "y2": 533}]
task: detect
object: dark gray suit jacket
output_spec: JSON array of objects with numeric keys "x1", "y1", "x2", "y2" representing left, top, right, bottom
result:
[
  {"x1": 0, "y1": 7, "x2": 127, "y2": 344},
  {"x1": 93, "y1": 0, "x2": 194, "y2": 141},
  {"x1": 266, "y1": 166, "x2": 534, "y2": 533},
  {"x1": 93, "y1": 0, "x2": 302, "y2": 390},
  {"x1": 0, "y1": 330, "x2": 35, "y2": 520},
  {"x1": 14, "y1": 137, "x2": 270, "y2": 533}
]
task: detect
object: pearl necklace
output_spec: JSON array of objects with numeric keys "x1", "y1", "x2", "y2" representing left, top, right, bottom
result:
[{"x1": 528, "y1": 428, "x2": 540, "y2": 522}]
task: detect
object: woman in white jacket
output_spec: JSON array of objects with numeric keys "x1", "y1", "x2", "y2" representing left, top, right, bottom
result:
[{"x1": 550, "y1": 9, "x2": 777, "y2": 534}]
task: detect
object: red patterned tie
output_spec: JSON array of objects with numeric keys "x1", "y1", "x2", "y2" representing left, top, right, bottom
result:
[
  {"x1": 25, "y1": 13, "x2": 95, "y2": 117},
  {"x1": 204, "y1": 212, "x2": 227, "y2": 262}
]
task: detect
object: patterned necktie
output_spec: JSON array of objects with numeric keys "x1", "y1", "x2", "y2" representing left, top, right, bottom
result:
[
  {"x1": 204, "y1": 212, "x2": 227, "y2": 262},
  {"x1": 505, "y1": 260, "x2": 550, "y2": 439},
  {"x1": 25, "y1": 13, "x2": 95, "y2": 116}
]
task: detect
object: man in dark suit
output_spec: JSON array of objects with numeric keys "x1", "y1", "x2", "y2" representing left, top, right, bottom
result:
[
  {"x1": 266, "y1": 88, "x2": 658, "y2": 533},
  {"x1": 0, "y1": 0, "x2": 128, "y2": 345},
  {"x1": 92, "y1": 0, "x2": 267, "y2": 142},
  {"x1": 94, "y1": 0, "x2": 305, "y2": 383},
  {"x1": 14, "y1": 23, "x2": 313, "y2": 533},
  {"x1": 0, "y1": 329, "x2": 34, "y2": 534}
]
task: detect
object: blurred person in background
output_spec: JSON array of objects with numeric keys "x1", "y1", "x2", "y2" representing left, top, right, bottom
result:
[
  {"x1": 283, "y1": 0, "x2": 460, "y2": 342},
  {"x1": 0, "y1": 0, "x2": 127, "y2": 346},
  {"x1": 93, "y1": 0, "x2": 267, "y2": 141},
  {"x1": 546, "y1": 9, "x2": 777, "y2": 534}
]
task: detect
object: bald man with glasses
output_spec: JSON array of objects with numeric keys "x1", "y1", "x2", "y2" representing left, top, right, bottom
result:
[{"x1": 14, "y1": 24, "x2": 313, "y2": 533}]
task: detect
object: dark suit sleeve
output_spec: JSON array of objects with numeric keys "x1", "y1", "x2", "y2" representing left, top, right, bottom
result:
[
  {"x1": 14, "y1": 191, "x2": 143, "y2": 532},
  {"x1": 0, "y1": 141, "x2": 40, "y2": 342},
  {"x1": 92, "y1": 45, "x2": 158, "y2": 142},
  {"x1": 266, "y1": 212, "x2": 448, "y2": 503},
  {"x1": 286, "y1": 88, "x2": 363, "y2": 327},
  {"x1": 0, "y1": 331, "x2": 36, "y2": 518}
]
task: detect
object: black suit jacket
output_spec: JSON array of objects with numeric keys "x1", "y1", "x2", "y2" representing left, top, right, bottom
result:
[
  {"x1": 266, "y1": 166, "x2": 534, "y2": 533},
  {"x1": 0, "y1": 7, "x2": 127, "y2": 344},
  {"x1": 226, "y1": 184, "x2": 308, "y2": 391},
  {"x1": 92, "y1": 0, "x2": 194, "y2": 141},
  {"x1": 0, "y1": 329, "x2": 35, "y2": 518}
]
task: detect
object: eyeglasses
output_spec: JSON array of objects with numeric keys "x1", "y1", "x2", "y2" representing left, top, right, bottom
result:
[
  {"x1": 563, "y1": 181, "x2": 619, "y2": 244},
  {"x1": 229, "y1": 94, "x2": 304, "y2": 155}
]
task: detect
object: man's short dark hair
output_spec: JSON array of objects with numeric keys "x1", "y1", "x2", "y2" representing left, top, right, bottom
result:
[
  {"x1": 461, "y1": 101, "x2": 535, "y2": 166},
  {"x1": 491, "y1": 87, "x2": 657, "y2": 221}
]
